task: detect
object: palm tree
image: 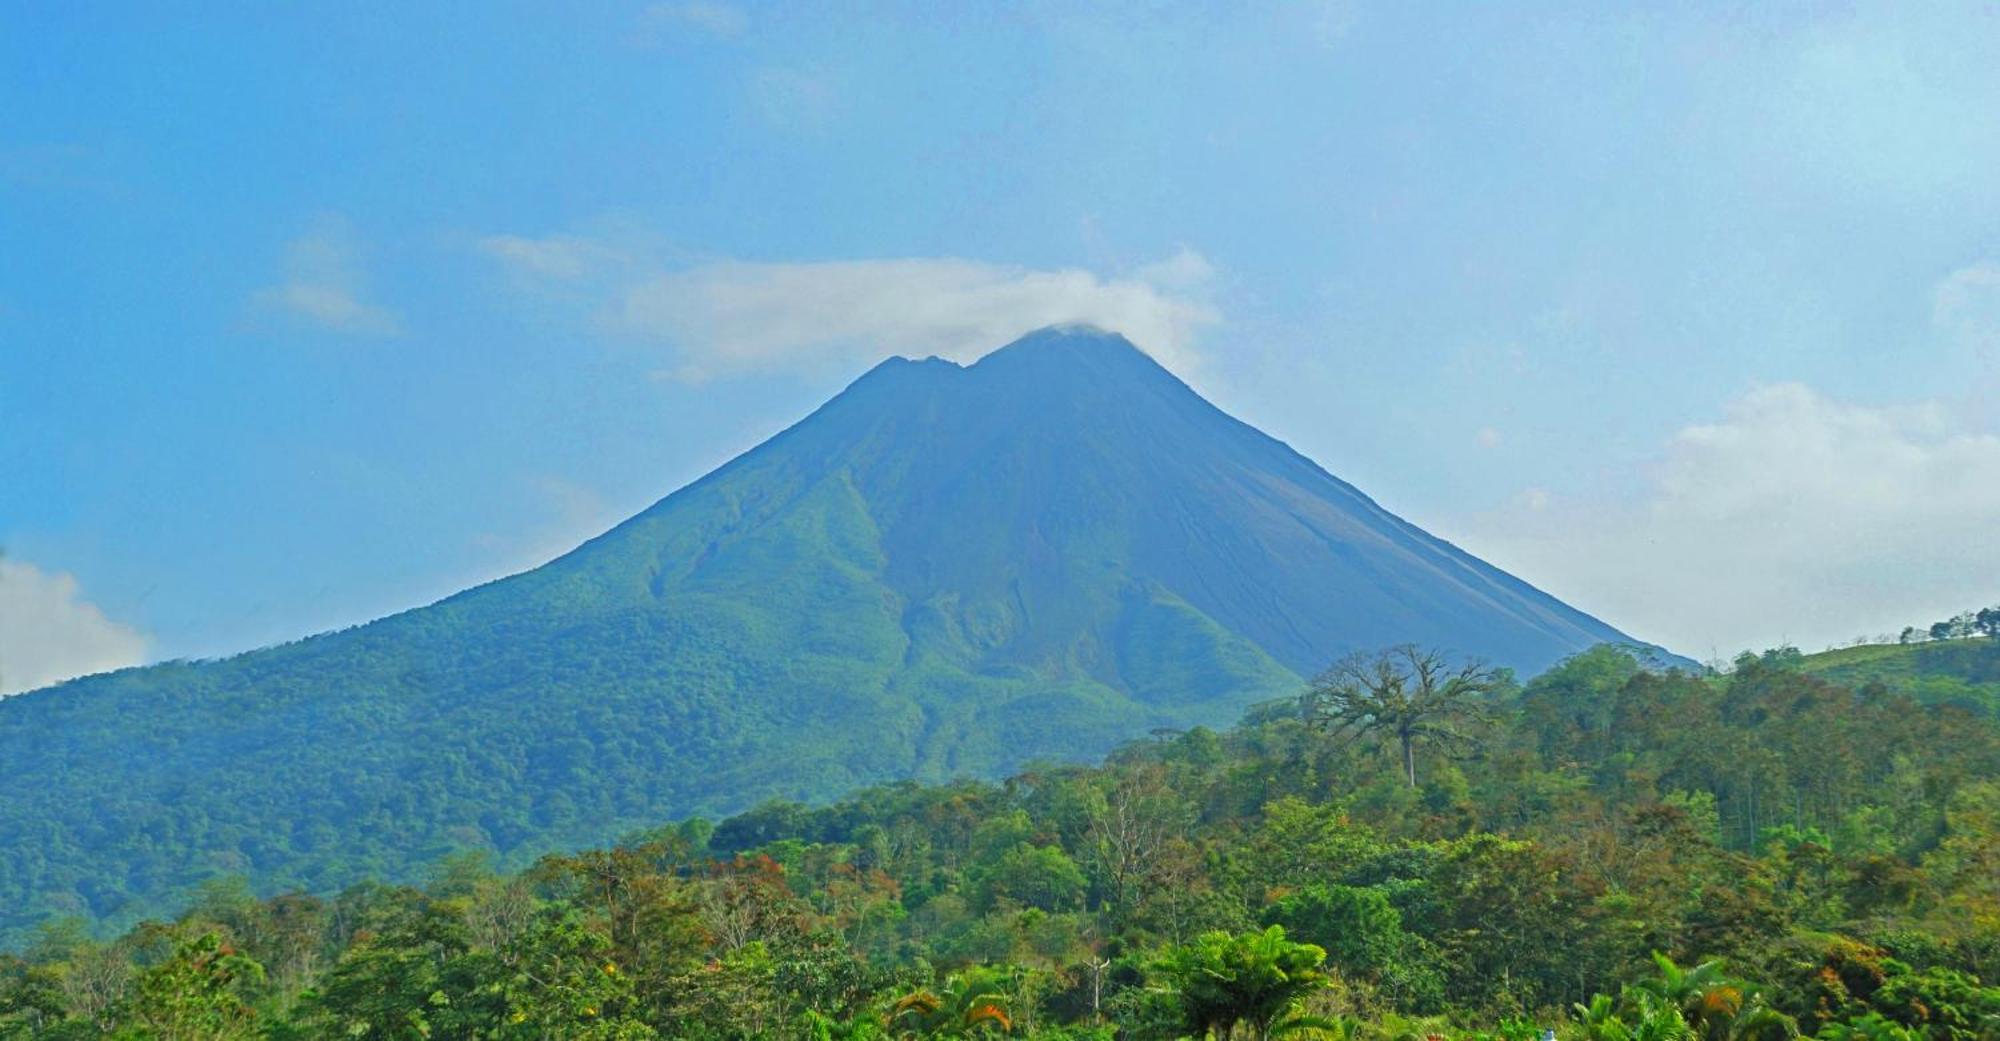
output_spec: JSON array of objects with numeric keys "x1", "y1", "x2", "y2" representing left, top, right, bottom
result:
[
  {"x1": 891, "y1": 966, "x2": 1016, "y2": 1037},
  {"x1": 1301, "y1": 646, "x2": 1502, "y2": 786},
  {"x1": 1631, "y1": 954, "x2": 1797, "y2": 1041},
  {"x1": 802, "y1": 1007, "x2": 894, "y2": 1040},
  {"x1": 1154, "y1": 925, "x2": 1333, "y2": 1041},
  {"x1": 1632, "y1": 953, "x2": 1736, "y2": 1013},
  {"x1": 1574, "y1": 991, "x2": 1696, "y2": 1041}
]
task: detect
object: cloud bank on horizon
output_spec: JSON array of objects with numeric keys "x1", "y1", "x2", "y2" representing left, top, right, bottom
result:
[{"x1": 1450, "y1": 379, "x2": 2000, "y2": 660}]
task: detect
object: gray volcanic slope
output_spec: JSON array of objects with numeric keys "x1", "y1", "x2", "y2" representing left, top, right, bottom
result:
[{"x1": 0, "y1": 326, "x2": 1665, "y2": 936}]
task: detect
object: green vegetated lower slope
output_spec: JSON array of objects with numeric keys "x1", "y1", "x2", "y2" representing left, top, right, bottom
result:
[
  {"x1": 0, "y1": 447, "x2": 1297, "y2": 940},
  {"x1": 1797, "y1": 638, "x2": 2000, "y2": 716},
  {"x1": 0, "y1": 328, "x2": 1661, "y2": 942}
]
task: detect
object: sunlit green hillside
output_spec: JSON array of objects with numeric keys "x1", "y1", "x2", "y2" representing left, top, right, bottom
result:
[{"x1": 1796, "y1": 638, "x2": 2000, "y2": 716}]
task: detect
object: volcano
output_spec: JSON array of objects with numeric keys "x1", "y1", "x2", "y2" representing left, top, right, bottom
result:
[{"x1": 0, "y1": 326, "x2": 1664, "y2": 935}]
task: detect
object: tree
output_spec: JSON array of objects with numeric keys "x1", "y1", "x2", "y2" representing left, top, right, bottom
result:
[
  {"x1": 1631, "y1": 954, "x2": 1798, "y2": 1041},
  {"x1": 891, "y1": 966, "x2": 1018, "y2": 1037},
  {"x1": 974, "y1": 844, "x2": 1088, "y2": 913},
  {"x1": 114, "y1": 932, "x2": 265, "y2": 1041},
  {"x1": 1302, "y1": 646, "x2": 1502, "y2": 787},
  {"x1": 1574, "y1": 990, "x2": 1696, "y2": 1041},
  {"x1": 1083, "y1": 766, "x2": 1181, "y2": 921},
  {"x1": 0, "y1": 957, "x2": 66, "y2": 1040},
  {"x1": 1153, "y1": 926, "x2": 1332, "y2": 1041},
  {"x1": 305, "y1": 897, "x2": 500, "y2": 1041},
  {"x1": 1261, "y1": 885, "x2": 1402, "y2": 981},
  {"x1": 43, "y1": 932, "x2": 131, "y2": 1034},
  {"x1": 494, "y1": 911, "x2": 657, "y2": 1040},
  {"x1": 1815, "y1": 1013, "x2": 1920, "y2": 1041},
  {"x1": 1976, "y1": 606, "x2": 2000, "y2": 639},
  {"x1": 1518, "y1": 645, "x2": 1645, "y2": 764}
]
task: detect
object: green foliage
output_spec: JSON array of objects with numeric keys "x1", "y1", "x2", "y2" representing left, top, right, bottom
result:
[
  {"x1": 892, "y1": 965, "x2": 1021, "y2": 1037},
  {"x1": 1795, "y1": 640, "x2": 2000, "y2": 719},
  {"x1": 1629, "y1": 954, "x2": 1797, "y2": 1041},
  {"x1": 0, "y1": 644, "x2": 1997, "y2": 1039},
  {"x1": 1153, "y1": 926, "x2": 1330, "y2": 1040},
  {"x1": 0, "y1": 958, "x2": 66, "y2": 1040},
  {"x1": 115, "y1": 932, "x2": 264, "y2": 1041},
  {"x1": 973, "y1": 846, "x2": 1088, "y2": 915},
  {"x1": 1574, "y1": 990, "x2": 1696, "y2": 1041},
  {"x1": 1260, "y1": 883, "x2": 1444, "y2": 1013}
]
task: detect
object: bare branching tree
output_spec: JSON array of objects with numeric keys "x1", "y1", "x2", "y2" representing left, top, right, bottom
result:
[
  {"x1": 1301, "y1": 644, "x2": 1502, "y2": 786},
  {"x1": 1084, "y1": 764, "x2": 1181, "y2": 921}
]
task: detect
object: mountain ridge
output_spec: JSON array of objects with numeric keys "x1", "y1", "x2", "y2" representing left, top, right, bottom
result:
[{"x1": 0, "y1": 325, "x2": 1669, "y2": 939}]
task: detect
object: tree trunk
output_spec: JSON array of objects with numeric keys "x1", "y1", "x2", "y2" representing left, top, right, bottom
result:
[{"x1": 1401, "y1": 732, "x2": 1417, "y2": 787}]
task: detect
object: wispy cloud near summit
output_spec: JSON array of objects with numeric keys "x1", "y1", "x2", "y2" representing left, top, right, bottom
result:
[{"x1": 478, "y1": 234, "x2": 1219, "y2": 381}]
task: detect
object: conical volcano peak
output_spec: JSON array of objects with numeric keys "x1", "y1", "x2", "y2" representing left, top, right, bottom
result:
[
  {"x1": 0, "y1": 324, "x2": 1667, "y2": 939},
  {"x1": 970, "y1": 324, "x2": 1177, "y2": 383},
  {"x1": 848, "y1": 326, "x2": 1169, "y2": 396},
  {"x1": 977, "y1": 323, "x2": 1147, "y2": 360}
]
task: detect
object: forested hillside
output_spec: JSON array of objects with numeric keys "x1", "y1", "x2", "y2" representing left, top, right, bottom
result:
[
  {"x1": 1799, "y1": 638, "x2": 2000, "y2": 718},
  {"x1": 0, "y1": 329, "x2": 1662, "y2": 939},
  {"x1": 5, "y1": 645, "x2": 1997, "y2": 1039}
]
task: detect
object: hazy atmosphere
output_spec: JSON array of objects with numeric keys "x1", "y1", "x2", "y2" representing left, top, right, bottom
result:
[{"x1": 6, "y1": 2, "x2": 1999, "y2": 686}]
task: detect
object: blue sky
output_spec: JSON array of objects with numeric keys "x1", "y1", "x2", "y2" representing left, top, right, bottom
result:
[{"x1": 4, "y1": 1, "x2": 1999, "y2": 691}]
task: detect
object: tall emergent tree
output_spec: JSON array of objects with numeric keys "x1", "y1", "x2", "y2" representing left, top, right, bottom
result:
[{"x1": 1302, "y1": 645, "x2": 1502, "y2": 787}]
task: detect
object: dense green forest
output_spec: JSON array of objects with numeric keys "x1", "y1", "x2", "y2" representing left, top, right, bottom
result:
[{"x1": 5, "y1": 643, "x2": 1999, "y2": 1039}]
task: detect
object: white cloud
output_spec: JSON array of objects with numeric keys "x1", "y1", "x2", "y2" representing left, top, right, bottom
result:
[
  {"x1": 248, "y1": 215, "x2": 401, "y2": 336},
  {"x1": 747, "y1": 66, "x2": 841, "y2": 135},
  {"x1": 1934, "y1": 261, "x2": 2000, "y2": 359},
  {"x1": 0, "y1": 558, "x2": 148, "y2": 696},
  {"x1": 479, "y1": 234, "x2": 619, "y2": 282},
  {"x1": 1475, "y1": 426, "x2": 1503, "y2": 449},
  {"x1": 1448, "y1": 384, "x2": 2000, "y2": 659},
  {"x1": 478, "y1": 236, "x2": 1220, "y2": 381},
  {"x1": 636, "y1": 1, "x2": 748, "y2": 41},
  {"x1": 1132, "y1": 246, "x2": 1215, "y2": 291}
]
